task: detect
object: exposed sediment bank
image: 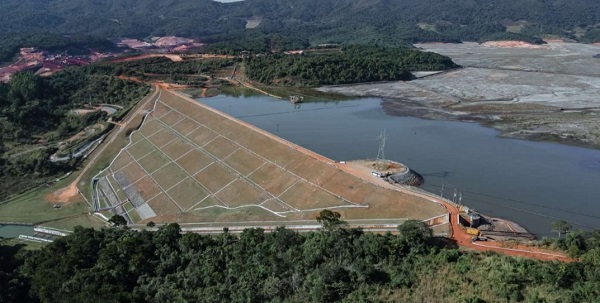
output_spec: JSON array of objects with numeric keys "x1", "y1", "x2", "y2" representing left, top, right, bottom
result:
[
  {"x1": 318, "y1": 44, "x2": 600, "y2": 149},
  {"x1": 317, "y1": 42, "x2": 600, "y2": 149}
]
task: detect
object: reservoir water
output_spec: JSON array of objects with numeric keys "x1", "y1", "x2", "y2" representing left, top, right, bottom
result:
[
  {"x1": 200, "y1": 93, "x2": 600, "y2": 237},
  {"x1": 0, "y1": 224, "x2": 34, "y2": 239}
]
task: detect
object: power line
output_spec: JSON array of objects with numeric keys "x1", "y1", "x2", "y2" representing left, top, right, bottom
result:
[
  {"x1": 421, "y1": 185, "x2": 594, "y2": 228},
  {"x1": 453, "y1": 194, "x2": 596, "y2": 229},
  {"x1": 375, "y1": 129, "x2": 388, "y2": 170},
  {"x1": 421, "y1": 183, "x2": 600, "y2": 221}
]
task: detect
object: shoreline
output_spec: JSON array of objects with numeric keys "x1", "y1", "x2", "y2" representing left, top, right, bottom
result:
[
  {"x1": 348, "y1": 159, "x2": 536, "y2": 239},
  {"x1": 384, "y1": 96, "x2": 600, "y2": 152},
  {"x1": 200, "y1": 87, "x2": 598, "y2": 236},
  {"x1": 316, "y1": 80, "x2": 600, "y2": 152}
]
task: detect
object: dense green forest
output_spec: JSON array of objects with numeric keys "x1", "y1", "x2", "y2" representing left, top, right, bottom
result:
[
  {"x1": 0, "y1": 0, "x2": 599, "y2": 55},
  {"x1": 1, "y1": 219, "x2": 599, "y2": 303},
  {"x1": 0, "y1": 67, "x2": 149, "y2": 199},
  {"x1": 579, "y1": 28, "x2": 600, "y2": 43},
  {"x1": 201, "y1": 33, "x2": 310, "y2": 54},
  {"x1": 245, "y1": 46, "x2": 459, "y2": 86}
]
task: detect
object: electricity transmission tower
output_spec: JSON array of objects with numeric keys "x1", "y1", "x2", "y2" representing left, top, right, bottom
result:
[{"x1": 375, "y1": 129, "x2": 388, "y2": 170}]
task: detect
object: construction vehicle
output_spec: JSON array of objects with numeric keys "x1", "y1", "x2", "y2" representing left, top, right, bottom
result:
[
  {"x1": 466, "y1": 227, "x2": 480, "y2": 236},
  {"x1": 472, "y1": 236, "x2": 488, "y2": 242}
]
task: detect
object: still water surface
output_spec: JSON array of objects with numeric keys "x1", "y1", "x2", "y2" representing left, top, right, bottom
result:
[
  {"x1": 200, "y1": 93, "x2": 600, "y2": 237},
  {"x1": 0, "y1": 225, "x2": 34, "y2": 239}
]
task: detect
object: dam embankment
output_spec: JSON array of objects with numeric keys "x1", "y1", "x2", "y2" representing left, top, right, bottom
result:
[{"x1": 96, "y1": 88, "x2": 448, "y2": 227}]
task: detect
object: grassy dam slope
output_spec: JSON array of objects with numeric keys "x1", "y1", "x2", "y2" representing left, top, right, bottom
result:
[{"x1": 93, "y1": 90, "x2": 447, "y2": 229}]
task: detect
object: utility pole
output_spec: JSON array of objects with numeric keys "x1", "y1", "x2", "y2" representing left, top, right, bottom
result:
[
  {"x1": 375, "y1": 129, "x2": 388, "y2": 170},
  {"x1": 453, "y1": 188, "x2": 457, "y2": 204}
]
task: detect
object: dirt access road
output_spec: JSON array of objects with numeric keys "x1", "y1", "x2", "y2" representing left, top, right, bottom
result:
[
  {"x1": 109, "y1": 53, "x2": 235, "y2": 64},
  {"x1": 438, "y1": 199, "x2": 573, "y2": 262},
  {"x1": 48, "y1": 85, "x2": 161, "y2": 203},
  {"x1": 332, "y1": 160, "x2": 571, "y2": 261}
]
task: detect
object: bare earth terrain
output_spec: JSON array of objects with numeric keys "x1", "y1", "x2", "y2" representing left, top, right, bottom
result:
[{"x1": 319, "y1": 42, "x2": 600, "y2": 148}]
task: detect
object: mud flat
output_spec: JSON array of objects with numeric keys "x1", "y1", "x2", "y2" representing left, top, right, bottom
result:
[
  {"x1": 416, "y1": 42, "x2": 600, "y2": 77},
  {"x1": 318, "y1": 42, "x2": 600, "y2": 148}
]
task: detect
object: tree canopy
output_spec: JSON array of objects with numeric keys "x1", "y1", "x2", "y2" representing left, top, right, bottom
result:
[
  {"x1": 0, "y1": 64, "x2": 149, "y2": 199},
  {"x1": 108, "y1": 215, "x2": 128, "y2": 226},
  {"x1": 0, "y1": 0, "x2": 599, "y2": 59},
  {"x1": 1, "y1": 224, "x2": 600, "y2": 303},
  {"x1": 552, "y1": 220, "x2": 573, "y2": 238},
  {"x1": 315, "y1": 209, "x2": 348, "y2": 230},
  {"x1": 245, "y1": 45, "x2": 459, "y2": 86}
]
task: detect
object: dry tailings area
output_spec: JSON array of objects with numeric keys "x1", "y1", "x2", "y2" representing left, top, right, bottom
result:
[
  {"x1": 318, "y1": 42, "x2": 600, "y2": 148},
  {"x1": 94, "y1": 90, "x2": 445, "y2": 225}
]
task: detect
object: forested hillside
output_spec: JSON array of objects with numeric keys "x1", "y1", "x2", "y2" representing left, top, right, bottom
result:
[
  {"x1": 1, "y1": 221, "x2": 599, "y2": 303},
  {"x1": 0, "y1": 67, "x2": 149, "y2": 198},
  {"x1": 0, "y1": 0, "x2": 599, "y2": 54},
  {"x1": 245, "y1": 46, "x2": 459, "y2": 86}
]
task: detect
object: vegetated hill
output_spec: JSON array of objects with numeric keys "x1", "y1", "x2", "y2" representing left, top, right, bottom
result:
[
  {"x1": 0, "y1": 66, "x2": 150, "y2": 198},
  {"x1": 0, "y1": 57, "x2": 240, "y2": 199},
  {"x1": 1, "y1": 0, "x2": 600, "y2": 48},
  {"x1": 1, "y1": 220, "x2": 599, "y2": 303},
  {"x1": 245, "y1": 45, "x2": 459, "y2": 86}
]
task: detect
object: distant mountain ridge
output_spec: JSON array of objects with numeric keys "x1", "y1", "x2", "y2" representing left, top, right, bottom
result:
[{"x1": 1, "y1": 0, "x2": 599, "y2": 45}]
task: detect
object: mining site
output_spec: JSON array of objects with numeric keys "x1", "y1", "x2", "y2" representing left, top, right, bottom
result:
[{"x1": 318, "y1": 42, "x2": 600, "y2": 148}]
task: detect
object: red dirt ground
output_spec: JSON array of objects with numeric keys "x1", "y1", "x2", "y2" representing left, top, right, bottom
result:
[
  {"x1": 437, "y1": 198, "x2": 573, "y2": 262},
  {"x1": 543, "y1": 39, "x2": 565, "y2": 43},
  {"x1": 45, "y1": 182, "x2": 80, "y2": 204},
  {"x1": 46, "y1": 85, "x2": 161, "y2": 204},
  {"x1": 110, "y1": 54, "x2": 183, "y2": 63},
  {"x1": 117, "y1": 75, "x2": 143, "y2": 83}
]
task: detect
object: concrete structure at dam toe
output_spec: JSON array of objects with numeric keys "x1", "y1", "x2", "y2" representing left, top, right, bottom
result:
[{"x1": 388, "y1": 168, "x2": 424, "y2": 187}]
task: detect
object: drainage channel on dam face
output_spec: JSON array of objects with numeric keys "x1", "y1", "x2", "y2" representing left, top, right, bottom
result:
[{"x1": 201, "y1": 93, "x2": 600, "y2": 237}]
